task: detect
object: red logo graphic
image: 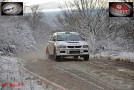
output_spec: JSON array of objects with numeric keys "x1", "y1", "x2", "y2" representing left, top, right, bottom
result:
[
  {"x1": 109, "y1": 2, "x2": 133, "y2": 17},
  {"x1": 1, "y1": 83, "x2": 6, "y2": 87},
  {"x1": 1, "y1": 83, "x2": 24, "y2": 87}
]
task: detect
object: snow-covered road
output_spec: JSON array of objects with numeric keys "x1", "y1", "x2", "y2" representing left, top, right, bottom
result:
[
  {"x1": 24, "y1": 57, "x2": 134, "y2": 90},
  {"x1": 1, "y1": 52, "x2": 134, "y2": 90}
]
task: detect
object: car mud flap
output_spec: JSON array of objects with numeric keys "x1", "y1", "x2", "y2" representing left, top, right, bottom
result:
[{"x1": 53, "y1": 47, "x2": 56, "y2": 59}]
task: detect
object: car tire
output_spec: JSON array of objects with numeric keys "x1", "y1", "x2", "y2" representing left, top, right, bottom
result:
[
  {"x1": 55, "y1": 56, "x2": 61, "y2": 62},
  {"x1": 83, "y1": 55, "x2": 89, "y2": 61}
]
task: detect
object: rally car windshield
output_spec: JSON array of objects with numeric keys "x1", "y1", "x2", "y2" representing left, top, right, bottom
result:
[{"x1": 57, "y1": 34, "x2": 83, "y2": 41}]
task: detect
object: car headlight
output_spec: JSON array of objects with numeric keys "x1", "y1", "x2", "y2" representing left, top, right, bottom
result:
[
  {"x1": 62, "y1": 45, "x2": 66, "y2": 48},
  {"x1": 83, "y1": 45, "x2": 89, "y2": 48},
  {"x1": 57, "y1": 45, "x2": 66, "y2": 48},
  {"x1": 57, "y1": 45, "x2": 62, "y2": 48}
]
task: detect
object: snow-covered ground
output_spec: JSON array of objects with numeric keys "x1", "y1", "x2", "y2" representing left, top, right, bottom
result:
[
  {"x1": 92, "y1": 51, "x2": 134, "y2": 63},
  {"x1": 0, "y1": 56, "x2": 54, "y2": 90},
  {"x1": 115, "y1": 52, "x2": 134, "y2": 62}
]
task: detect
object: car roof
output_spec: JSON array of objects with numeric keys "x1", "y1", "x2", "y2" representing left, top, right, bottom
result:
[{"x1": 53, "y1": 32, "x2": 79, "y2": 36}]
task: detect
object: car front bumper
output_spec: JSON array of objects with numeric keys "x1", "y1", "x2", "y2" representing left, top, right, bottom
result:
[{"x1": 56, "y1": 48, "x2": 89, "y2": 56}]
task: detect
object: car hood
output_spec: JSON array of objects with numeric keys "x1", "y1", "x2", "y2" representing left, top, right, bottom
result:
[{"x1": 55, "y1": 41, "x2": 88, "y2": 46}]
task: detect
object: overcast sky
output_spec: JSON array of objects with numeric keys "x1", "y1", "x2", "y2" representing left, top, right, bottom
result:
[
  {"x1": 11, "y1": 0, "x2": 73, "y2": 12},
  {"x1": 10, "y1": 0, "x2": 118, "y2": 12},
  {"x1": 13, "y1": 0, "x2": 71, "y2": 5}
]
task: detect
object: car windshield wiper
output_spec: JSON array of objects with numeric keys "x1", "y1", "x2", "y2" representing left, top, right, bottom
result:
[{"x1": 57, "y1": 40, "x2": 64, "y2": 41}]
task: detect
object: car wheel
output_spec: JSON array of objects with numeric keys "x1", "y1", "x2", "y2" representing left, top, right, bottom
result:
[
  {"x1": 46, "y1": 48, "x2": 50, "y2": 59},
  {"x1": 55, "y1": 56, "x2": 61, "y2": 62},
  {"x1": 83, "y1": 55, "x2": 89, "y2": 61}
]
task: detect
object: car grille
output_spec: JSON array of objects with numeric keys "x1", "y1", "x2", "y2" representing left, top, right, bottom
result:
[
  {"x1": 67, "y1": 46, "x2": 82, "y2": 48},
  {"x1": 70, "y1": 51, "x2": 80, "y2": 54}
]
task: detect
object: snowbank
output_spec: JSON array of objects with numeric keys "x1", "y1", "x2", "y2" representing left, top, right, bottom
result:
[
  {"x1": 114, "y1": 52, "x2": 134, "y2": 62},
  {"x1": 91, "y1": 51, "x2": 134, "y2": 63}
]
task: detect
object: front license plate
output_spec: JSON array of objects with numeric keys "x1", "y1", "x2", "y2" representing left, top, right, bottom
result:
[
  {"x1": 70, "y1": 49, "x2": 80, "y2": 51},
  {"x1": 70, "y1": 51, "x2": 80, "y2": 54}
]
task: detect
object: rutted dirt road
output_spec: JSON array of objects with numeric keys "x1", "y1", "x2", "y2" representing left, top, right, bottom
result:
[{"x1": 24, "y1": 57, "x2": 134, "y2": 90}]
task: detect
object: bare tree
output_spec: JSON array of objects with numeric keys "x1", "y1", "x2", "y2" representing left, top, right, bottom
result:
[
  {"x1": 24, "y1": 5, "x2": 43, "y2": 32},
  {"x1": 57, "y1": 0, "x2": 113, "y2": 53}
]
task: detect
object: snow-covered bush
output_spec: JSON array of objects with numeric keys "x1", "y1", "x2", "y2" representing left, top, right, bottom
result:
[
  {"x1": 0, "y1": 16, "x2": 36, "y2": 55},
  {"x1": 23, "y1": 5, "x2": 52, "y2": 44},
  {"x1": 0, "y1": 4, "x2": 53, "y2": 56}
]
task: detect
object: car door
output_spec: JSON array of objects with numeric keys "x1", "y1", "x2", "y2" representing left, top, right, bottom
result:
[{"x1": 48, "y1": 35, "x2": 56, "y2": 55}]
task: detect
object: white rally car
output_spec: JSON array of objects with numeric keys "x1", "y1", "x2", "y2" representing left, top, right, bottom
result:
[{"x1": 46, "y1": 32, "x2": 89, "y2": 61}]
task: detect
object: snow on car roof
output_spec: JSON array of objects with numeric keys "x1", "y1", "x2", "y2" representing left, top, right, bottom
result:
[{"x1": 53, "y1": 32, "x2": 79, "y2": 35}]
